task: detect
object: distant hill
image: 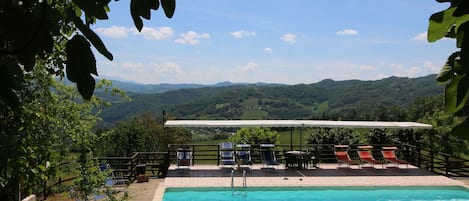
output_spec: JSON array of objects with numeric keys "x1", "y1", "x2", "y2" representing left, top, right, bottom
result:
[
  {"x1": 108, "y1": 80, "x2": 206, "y2": 93},
  {"x1": 107, "y1": 80, "x2": 284, "y2": 94},
  {"x1": 99, "y1": 74, "x2": 443, "y2": 125}
]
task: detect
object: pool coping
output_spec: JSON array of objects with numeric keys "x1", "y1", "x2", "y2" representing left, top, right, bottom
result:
[{"x1": 154, "y1": 176, "x2": 468, "y2": 201}]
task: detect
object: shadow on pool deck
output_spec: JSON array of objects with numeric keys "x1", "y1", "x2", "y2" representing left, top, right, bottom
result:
[{"x1": 166, "y1": 164, "x2": 437, "y2": 178}]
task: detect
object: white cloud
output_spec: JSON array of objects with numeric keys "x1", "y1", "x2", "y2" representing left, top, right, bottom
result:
[
  {"x1": 96, "y1": 26, "x2": 174, "y2": 40},
  {"x1": 264, "y1": 48, "x2": 272, "y2": 53},
  {"x1": 391, "y1": 63, "x2": 425, "y2": 77},
  {"x1": 412, "y1": 32, "x2": 427, "y2": 41},
  {"x1": 405, "y1": 66, "x2": 423, "y2": 77},
  {"x1": 99, "y1": 60, "x2": 186, "y2": 84},
  {"x1": 336, "y1": 29, "x2": 359, "y2": 36},
  {"x1": 130, "y1": 26, "x2": 174, "y2": 40},
  {"x1": 390, "y1": 63, "x2": 405, "y2": 69},
  {"x1": 175, "y1": 31, "x2": 210, "y2": 45},
  {"x1": 281, "y1": 33, "x2": 297, "y2": 44},
  {"x1": 423, "y1": 61, "x2": 439, "y2": 73},
  {"x1": 360, "y1": 65, "x2": 375, "y2": 71},
  {"x1": 377, "y1": 73, "x2": 388, "y2": 80},
  {"x1": 153, "y1": 61, "x2": 183, "y2": 74},
  {"x1": 237, "y1": 62, "x2": 259, "y2": 73},
  {"x1": 95, "y1": 26, "x2": 128, "y2": 38},
  {"x1": 121, "y1": 61, "x2": 144, "y2": 71},
  {"x1": 230, "y1": 30, "x2": 256, "y2": 38}
]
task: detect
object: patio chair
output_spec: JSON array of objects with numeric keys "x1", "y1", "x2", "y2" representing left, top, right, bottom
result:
[
  {"x1": 357, "y1": 145, "x2": 384, "y2": 168},
  {"x1": 334, "y1": 145, "x2": 358, "y2": 168},
  {"x1": 260, "y1": 144, "x2": 280, "y2": 167},
  {"x1": 99, "y1": 164, "x2": 129, "y2": 186},
  {"x1": 381, "y1": 146, "x2": 409, "y2": 168},
  {"x1": 236, "y1": 144, "x2": 252, "y2": 166},
  {"x1": 220, "y1": 142, "x2": 236, "y2": 166},
  {"x1": 177, "y1": 147, "x2": 192, "y2": 167}
]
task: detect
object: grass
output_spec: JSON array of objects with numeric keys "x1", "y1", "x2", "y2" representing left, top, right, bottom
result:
[
  {"x1": 312, "y1": 101, "x2": 329, "y2": 114},
  {"x1": 241, "y1": 109, "x2": 268, "y2": 119},
  {"x1": 191, "y1": 128, "x2": 307, "y2": 145},
  {"x1": 278, "y1": 128, "x2": 308, "y2": 144},
  {"x1": 240, "y1": 98, "x2": 269, "y2": 119}
]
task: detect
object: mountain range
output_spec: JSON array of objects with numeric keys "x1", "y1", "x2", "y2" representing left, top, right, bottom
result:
[{"x1": 98, "y1": 74, "x2": 443, "y2": 125}]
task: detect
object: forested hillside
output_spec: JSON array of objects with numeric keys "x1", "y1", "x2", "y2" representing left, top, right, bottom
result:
[{"x1": 100, "y1": 74, "x2": 443, "y2": 124}]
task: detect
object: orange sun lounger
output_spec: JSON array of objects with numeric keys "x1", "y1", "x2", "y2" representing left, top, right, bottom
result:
[
  {"x1": 357, "y1": 145, "x2": 384, "y2": 168},
  {"x1": 334, "y1": 145, "x2": 358, "y2": 168},
  {"x1": 381, "y1": 146, "x2": 408, "y2": 168}
]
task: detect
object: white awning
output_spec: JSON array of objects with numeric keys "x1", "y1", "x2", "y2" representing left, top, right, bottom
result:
[{"x1": 164, "y1": 120, "x2": 433, "y2": 129}]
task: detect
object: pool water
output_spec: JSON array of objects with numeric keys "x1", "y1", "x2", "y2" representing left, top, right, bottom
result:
[{"x1": 163, "y1": 186, "x2": 469, "y2": 201}]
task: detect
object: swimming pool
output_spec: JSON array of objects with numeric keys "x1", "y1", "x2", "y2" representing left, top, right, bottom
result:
[{"x1": 163, "y1": 186, "x2": 469, "y2": 201}]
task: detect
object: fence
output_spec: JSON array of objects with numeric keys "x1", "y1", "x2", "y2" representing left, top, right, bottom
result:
[
  {"x1": 167, "y1": 143, "x2": 469, "y2": 177},
  {"x1": 97, "y1": 151, "x2": 170, "y2": 180},
  {"x1": 38, "y1": 152, "x2": 169, "y2": 200},
  {"x1": 401, "y1": 144, "x2": 469, "y2": 177},
  {"x1": 71, "y1": 144, "x2": 469, "y2": 180},
  {"x1": 39, "y1": 143, "x2": 469, "y2": 199}
]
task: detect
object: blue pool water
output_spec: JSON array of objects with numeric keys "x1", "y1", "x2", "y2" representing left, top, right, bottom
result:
[{"x1": 163, "y1": 186, "x2": 469, "y2": 201}]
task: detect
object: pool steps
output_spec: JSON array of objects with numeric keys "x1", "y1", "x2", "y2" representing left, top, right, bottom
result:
[{"x1": 231, "y1": 170, "x2": 247, "y2": 196}]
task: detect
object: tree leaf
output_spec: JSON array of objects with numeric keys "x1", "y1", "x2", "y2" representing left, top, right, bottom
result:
[
  {"x1": 428, "y1": 7, "x2": 469, "y2": 42},
  {"x1": 457, "y1": 25, "x2": 465, "y2": 48},
  {"x1": 17, "y1": 53, "x2": 36, "y2": 72},
  {"x1": 458, "y1": 22, "x2": 469, "y2": 67},
  {"x1": 140, "y1": 1, "x2": 151, "y2": 20},
  {"x1": 151, "y1": 0, "x2": 160, "y2": 10},
  {"x1": 0, "y1": 89, "x2": 19, "y2": 108},
  {"x1": 4, "y1": 58, "x2": 25, "y2": 90},
  {"x1": 454, "y1": 0, "x2": 469, "y2": 17},
  {"x1": 77, "y1": 75, "x2": 96, "y2": 100},
  {"x1": 66, "y1": 35, "x2": 97, "y2": 83},
  {"x1": 161, "y1": 0, "x2": 176, "y2": 18},
  {"x1": 428, "y1": 7, "x2": 457, "y2": 42},
  {"x1": 73, "y1": 0, "x2": 110, "y2": 20},
  {"x1": 130, "y1": 0, "x2": 144, "y2": 31},
  {"x1": 0, "y1": 61, "x2": 22, "y2": 108},
  {"x1": 437, "y1": 52, "x2": 459, "y2": 83},
  {"x1": 445, "y1": 74, "x2": 469, "y2": 113},
  {"x1": 452, "y1": 117, "x2": 469, "y2": 140},
  {"x1": 68, "y1": 8, "x2": 113, "y2": 60}
]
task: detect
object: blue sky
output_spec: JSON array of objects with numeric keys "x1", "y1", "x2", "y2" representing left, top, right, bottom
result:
[{"x1": 93, "y1": 0, "x2": 454, "y2": 84}]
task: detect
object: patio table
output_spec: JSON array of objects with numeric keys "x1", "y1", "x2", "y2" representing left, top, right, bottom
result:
[{"x1": 285, "y1": 151, "x2": 310, "y2": 169}]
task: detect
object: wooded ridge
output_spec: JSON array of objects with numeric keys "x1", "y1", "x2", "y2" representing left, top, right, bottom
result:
[{"x1": 99, "y1": 74, "x2": 443, "y2": 124}]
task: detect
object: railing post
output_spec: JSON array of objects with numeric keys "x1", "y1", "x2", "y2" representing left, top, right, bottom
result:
[
  {"x1": 191, "y1": 145, "x2": 195, "y2": 165},
  {"x1": 429, "y1": 130, "x2": 434, "y2": 172},
  {"x1": 417, "y1": 145, "x2": 421, "y2": 168},
  {"x1": 162, "y1": 150, "x2": 170, "y2": 177},
  {"x1": 444, "y1": 154, "x2": 449, "y2": 176},
  {"x1": 162, "y1": 144, "x2": 171, "y2": 177},
  {"x1": 430, "y1": 147, "x2": 434, "y2": 172},
  {"x1": 131, "y1": 153, "x2": 136, "y2": 181},
  {"x1": 217, "y1": 144, "x2": 220, "y2": 166}
]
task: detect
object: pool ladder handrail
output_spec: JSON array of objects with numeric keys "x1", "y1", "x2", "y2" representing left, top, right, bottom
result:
[
  {"x1": 231, "y1": 170, "x2": 234, "y2": 190},
  {"x1": 231, "y1": 170, "x2": 247, "y2": 195},
  {"x1": 242, "y1": 169, "x2": 247, "y2": 188}
]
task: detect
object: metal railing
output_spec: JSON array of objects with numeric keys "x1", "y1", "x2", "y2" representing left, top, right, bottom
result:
[
  {"x1": 97, "y1": 151, "x2": 170, "y2": 180},
  {"x1": 167, "y1": 143, "x2": 469, "y2": 177},
  {"x1": 41, "y1": 143, "x2": 469, "y2": 199},
  {"x1": 401, "y1": 144, "x2": 469, "y2": 177}
]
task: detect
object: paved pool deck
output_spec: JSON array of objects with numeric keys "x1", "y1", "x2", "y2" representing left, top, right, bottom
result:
[{"x1": 149, "y1": 164, "x2": 468, "y2": 201}]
